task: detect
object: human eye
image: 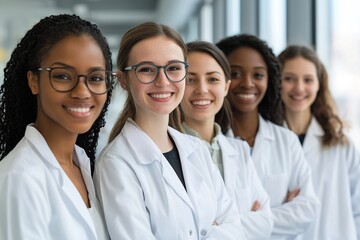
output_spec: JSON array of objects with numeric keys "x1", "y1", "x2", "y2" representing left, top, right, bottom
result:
[
  {"x1": 208, "y1": 77, "x2": 220, "y2": 83},
  {"x1": 167, "y1": 62, "x2": 184, "y2": 72},
  {"x1": 282, "y1": 75, "x2": 295, "y2": 82},
  {"x1": 50, "y1": 68, "x2": 73, "y2": 82},
  {"x1": 254, "y1": 72, "x2": 264, "y2": 79},
  {"x1": 304, "y1": 77, "x2": 315, "y2": 84},
  {"x1": 186, "y1": 76, "x2": 196, "y2": 84},
  {"x1": 230, "y1": 70, "x2": 242, "y2": 79},
  {"x1": 136, "y1": 64, "x2": 156, "y2": 75},
  {"x1": 88, "y1": 71, "x2": 106, "y2": 84}
]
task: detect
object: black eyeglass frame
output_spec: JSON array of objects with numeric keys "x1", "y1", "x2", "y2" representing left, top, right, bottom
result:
[
  {"x1": 37, "y1": 67, "x2": 116, "y2": 95},
  {"x1": 123, "y1": 61, "x2": 189, "y2": 84}
]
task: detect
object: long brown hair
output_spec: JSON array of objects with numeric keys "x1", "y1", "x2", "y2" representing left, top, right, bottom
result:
[
  {"x1": 278, "y1": 45, "x2": 347, "y2": 146},
  {"x1": 184, "y1": 41, "x2": 232, "y2": 134},
  {"x1": 108, "y1": 22, "x2": 187, "y2": 142}
]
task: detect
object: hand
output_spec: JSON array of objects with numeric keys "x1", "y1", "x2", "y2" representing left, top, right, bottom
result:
[
  {"x1": 251, "y1": 200, "x2": 261, "y2": 211},
  {"x1": 286, "y1": 188, "x2": 300, "y2": 202}
]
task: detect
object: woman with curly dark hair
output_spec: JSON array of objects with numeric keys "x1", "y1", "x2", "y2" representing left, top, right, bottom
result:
[
  {"x1": 0, "y1": 14, "x2": 114, "y2": 239},
  {"x1": 278, "y1": 45, "x2": 360, "y2": 240},
  {"x1": 216, "y1": 34, "x2": 320, "y2": 239}
]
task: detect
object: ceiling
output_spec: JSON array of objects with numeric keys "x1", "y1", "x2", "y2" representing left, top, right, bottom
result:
[{"x1": 0, "y1": 0, "x2": 203, "y2": 51}]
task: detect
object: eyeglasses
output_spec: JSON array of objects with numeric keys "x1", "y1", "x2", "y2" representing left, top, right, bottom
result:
[
  {"x1": 123, "y1": 61, "x2": 188, "y2": 84},
  {"x1": 37, "y1": 67, "x2": 116, "y2": 95}
]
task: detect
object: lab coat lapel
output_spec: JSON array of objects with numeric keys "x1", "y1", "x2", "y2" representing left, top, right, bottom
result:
[
  {"x1": 124, "y1": 120, "x2": 196, "y2": 210},
  {"x1": 168, "y1": 128, "x2": 205, "y2": 211},
  {"x1": 25, "y1": 126, "x2": 97, "y2": 239},
  {"x1": 252, "y1": 116, "x2": 273, "y2": 165},
  {"x1": 219, "y1": 135, "x2": 241, "y2": 189},
  {"x1": 303, "y1": 117, "x2": 323, "y2": 155}
]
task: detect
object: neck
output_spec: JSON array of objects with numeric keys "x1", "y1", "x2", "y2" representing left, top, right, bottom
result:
[
  {"x1": 232, "y1": 111, "x2": 259, "y2": 146},
  {"x1": 34, "y1": 122, "x2": 77, "y2": 166},
  {"x1": 135, "y1": 113, "x2": 173, "y2": 152},
  {"x1": 285, "y1": 109, "x2": 312, "y2": 135},
  {"x1": 184, "y1": 118, "x2": 215, "y2": 143}
]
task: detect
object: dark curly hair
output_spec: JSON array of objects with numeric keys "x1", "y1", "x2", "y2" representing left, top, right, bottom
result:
[
  {"x1": 216, "y1": 34, "x2": 284, "y2": 130},
  {"x1": 278, "y1": 45, "x2": 346, "y2": 146},
  {"x1": 0, "y1": 14, "x2": 114, "y2": 172}
]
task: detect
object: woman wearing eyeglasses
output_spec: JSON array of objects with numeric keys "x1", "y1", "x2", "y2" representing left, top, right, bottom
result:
[
  {"x1": 93, "y1": 22, "x2": 245, "y2": 240},
  {"x1": 0, "y1": 14, "x2": 114, "y2": 239}
]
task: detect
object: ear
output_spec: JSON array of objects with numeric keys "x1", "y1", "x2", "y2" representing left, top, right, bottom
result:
[
  {"x1": 224, "y1": 79, "x2": 231, "y2": 96},
  {"x1": 27, "y1": 71, "x2": 39, "y2": 95},
  {"x1": 117, "y1": 70, "x2": 128, "y2": 90}
]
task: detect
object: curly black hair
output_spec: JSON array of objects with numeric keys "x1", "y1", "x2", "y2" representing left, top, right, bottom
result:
[
  {"x1": 0, "y1": 14, "x2": 114, "y2": 172},
  {"x1": 216, "y1": 34, "x2": 284, "y2": 127}
]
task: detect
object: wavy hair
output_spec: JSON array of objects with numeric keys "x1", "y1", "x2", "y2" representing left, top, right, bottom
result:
[
  {"x1": 278, "y1": 45, "x2": 346, "y2": 146},
  {"x1": 0, "y1": 14, "x2": 114, "y2": 172}
]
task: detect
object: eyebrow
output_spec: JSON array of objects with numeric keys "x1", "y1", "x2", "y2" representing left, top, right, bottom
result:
[
  {"x1": 49, "y1": 62, "x2": 105, "y2": 72},
  {"x1": 188, "y1": 71, "x2": 222, "y2": 76},
  {"x1": 231, "y1": 65, "x2": 266, "y2": 70}
]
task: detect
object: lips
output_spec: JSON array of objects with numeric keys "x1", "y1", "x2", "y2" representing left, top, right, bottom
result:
[
  {"x1": 149, "y1": 93, "x2": 172, "y2": 99},
  {"x1": 191, "y1": 100, "x2": 212, "y2": 106},
  {"x1": 67, "y1": 107, "x2": 91, "y2": 113}
]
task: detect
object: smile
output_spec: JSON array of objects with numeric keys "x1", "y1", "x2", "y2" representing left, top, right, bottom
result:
[
  {"x1": 67, "y1": 107, "x2": 90, "y2": 113},
  {"x1": 192, "y1": 100, "x2": 211, "y2": 106}
]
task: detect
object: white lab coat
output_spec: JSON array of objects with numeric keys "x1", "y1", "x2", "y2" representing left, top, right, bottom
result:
[
  {"x1": 219, "y1": 134, "x2": 274, "y2": 239},
  {"x1": 288, "y1": 117, "x2": 360, "y2": 240},
  {"x1": 0, "y1": 125, "x2": 109, "y2": 240},
  {"x1": 228, "y1": 115, "x2": 320, "y2": 240},
  {"x1": 94, "y1": 119, "x2": 245, "y2": 240}
]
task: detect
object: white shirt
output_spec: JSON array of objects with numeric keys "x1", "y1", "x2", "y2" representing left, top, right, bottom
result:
[
  {"x1": 183, "y1": 123, "x2": 273, "y2": 239},
  {"x1": 228, "y1": 115, "x2": 320, "y2": 240},
  {"x1": 94, "y1": 119, "x2": 245, "y2": 240},
  {"x1": 0, "y1": 125, "x2": 109, "y2": 240},
  {"x1": 289, "y1": 117, "x2": 360, "y2": 240}
]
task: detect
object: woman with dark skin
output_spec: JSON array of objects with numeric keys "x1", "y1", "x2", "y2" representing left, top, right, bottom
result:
[
  {"x1": 0, "y1": 14, "x2": 114, "y2": 239},
  {"x1": 216, "y1": 34, "x2": 320, "y2": 239}
]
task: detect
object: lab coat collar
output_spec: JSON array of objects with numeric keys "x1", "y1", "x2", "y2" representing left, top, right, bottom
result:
[
  {"x1": 122, "y1": 119, "x2": 203, "y2": 210},
  {"x1": 24, "y1": 125, "x2": 97, "y2": 238},
  {"x1": 257, "y1": 115, "x2": 275, "y2": 141},
  {"x1": 302, "y1": 117, "x2": 324, "y2": 153}
]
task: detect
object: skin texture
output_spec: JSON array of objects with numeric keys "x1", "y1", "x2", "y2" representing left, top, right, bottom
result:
[
  {"x1": 27, "y1": 35, "x2": 107, "y2": 206},
  {"x1": 181, "y1": 51, "x2": 230, "y2": 142}
]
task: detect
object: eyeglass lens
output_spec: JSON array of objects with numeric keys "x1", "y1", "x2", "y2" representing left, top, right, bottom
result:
[
  {"x1": 135, "y1": 62, "x2": 187, "y2": 83},
  {"x1": 49, "y1": 67, "x2": 114, "y2": 94}
]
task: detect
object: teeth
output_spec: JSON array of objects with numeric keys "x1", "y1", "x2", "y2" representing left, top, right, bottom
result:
[
  {"x1": 236, "y1": 94, "x2": 255, "y2": 99},
  {"x1": 150, "y1": 93, "x2": 171, "y2": 99},
  {"x1": 291, "y1": 95, "x2": 305, "y2": 100},
  {"x1": 68, "y1": 107, "x2": 90, "y2": 113},
  {"x1": 192, "y1": 100, "x2": 211, "y2": 106}
]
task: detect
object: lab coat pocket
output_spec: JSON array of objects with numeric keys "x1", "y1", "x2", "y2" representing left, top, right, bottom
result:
[{"x1": 264, "y1": 174, "x2": 288, "y2": 207}]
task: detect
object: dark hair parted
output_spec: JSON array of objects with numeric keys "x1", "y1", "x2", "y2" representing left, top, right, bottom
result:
[
  {"x1": 109, "y1": 22, "x2": 187, "y2": 142},
  {"x1": 278, "y1": 45, "x2": 346, "y2": 146},
  {"x1": 0, "y1": 14, "x2": 114, "y2": 171},
  {"x1": 216, "y1": 34, "x2": 284, "y2": 131},
  {"x1": 184, "y1": 41, "x2": 233, "y2": 134}
]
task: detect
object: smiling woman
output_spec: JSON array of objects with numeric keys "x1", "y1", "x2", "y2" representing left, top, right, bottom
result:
[{"x1": 0, "y1": 14, "x2": 114, "y2": 240}]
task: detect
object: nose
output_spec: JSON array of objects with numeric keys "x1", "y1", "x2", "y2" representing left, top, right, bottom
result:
[
  {"x1": 195, "y1": 79, "x2": 208, "y2": 94},
  {"x1": 294, "y1": 79, "x2": 304, "y2": 91},
  {"x1": 240, "y1": 73, "x2": 254, "y2": 88},
  {"x1": 154, "y1": 67, "x2": 170, "y2": 87},
  {"x1": 70, "y1": 76, "x2": 91, "y2": 98}
]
